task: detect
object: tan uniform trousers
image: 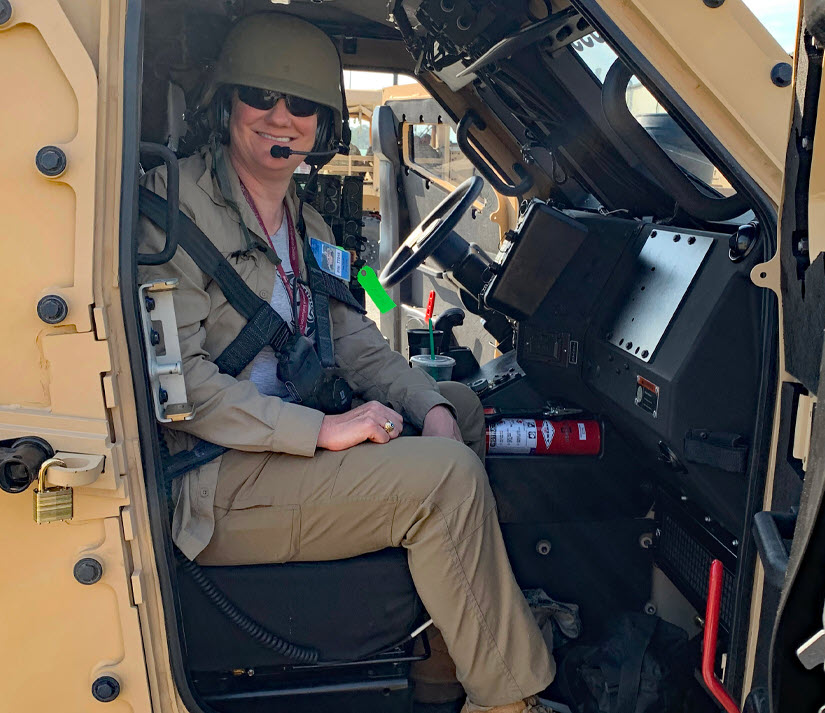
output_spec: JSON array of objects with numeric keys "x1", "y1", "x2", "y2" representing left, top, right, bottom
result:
[{"x1": 197, "y1": 381, "x2": 555, "y2": 707}]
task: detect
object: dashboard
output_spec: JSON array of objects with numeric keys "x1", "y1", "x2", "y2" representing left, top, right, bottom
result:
[{"x1": 482, "y1": 201, "x2": 763, "y2": 537}]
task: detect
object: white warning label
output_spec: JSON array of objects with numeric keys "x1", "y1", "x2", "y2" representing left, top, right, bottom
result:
[
  {"x1": 487, "y1": 419, "x2": 538, "y2": 454},
  {"x1": 578, "y1": 422, "x2": 587, "y2": 440}
]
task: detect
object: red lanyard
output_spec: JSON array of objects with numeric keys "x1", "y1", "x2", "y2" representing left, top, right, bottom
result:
[{"x1": 239, "y1": 182, "x2": 309, "y2": 335}]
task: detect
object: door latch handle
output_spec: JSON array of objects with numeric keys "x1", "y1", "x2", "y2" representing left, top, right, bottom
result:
[{"x1": 47, "y1": 453, "x2": 105, "y2": 488}]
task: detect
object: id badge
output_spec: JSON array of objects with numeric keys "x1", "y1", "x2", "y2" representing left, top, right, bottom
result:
[{"x1": 310, "y1": 237, "x2": 351, "y2": 282}]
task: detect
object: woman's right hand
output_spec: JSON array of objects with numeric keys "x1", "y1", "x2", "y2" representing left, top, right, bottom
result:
[{"x1": 317, "y1": 401, "x2": 404, "y2": 451}]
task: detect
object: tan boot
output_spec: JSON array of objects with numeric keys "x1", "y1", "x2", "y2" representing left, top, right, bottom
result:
[{"x1": 460, "y1": 696, "x2": 554, "y2": 713}]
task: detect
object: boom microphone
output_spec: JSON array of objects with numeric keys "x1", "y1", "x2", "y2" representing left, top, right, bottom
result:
[{"x1": 270, "y1": 144, "x2": 343, "y2": 160}]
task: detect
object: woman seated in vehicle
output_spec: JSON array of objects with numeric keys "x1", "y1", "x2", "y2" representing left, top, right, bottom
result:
[{"x1": 138, "y1": 13, "x2": 554, "y2": 713}]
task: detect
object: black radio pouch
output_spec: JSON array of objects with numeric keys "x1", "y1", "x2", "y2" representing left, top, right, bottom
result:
[{"x1": 277, "y1": 333, "x2": 353, "y2": 414}]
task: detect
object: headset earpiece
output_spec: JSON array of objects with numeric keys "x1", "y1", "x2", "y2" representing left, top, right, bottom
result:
[
  {"x1": 213, "y1": 86, "x2": 231, "y2": 144},
  {"x1": 307, "y1": 107, "x2": 335, "y2": 164}
]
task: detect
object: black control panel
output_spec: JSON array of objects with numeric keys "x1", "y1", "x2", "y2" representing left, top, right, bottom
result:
[
  {"x1": 499, "y1": 206, "x2": 762, "y2": 536},
  {"x1": 295, "y1": 173, "x2": 367, "y2": 303}
]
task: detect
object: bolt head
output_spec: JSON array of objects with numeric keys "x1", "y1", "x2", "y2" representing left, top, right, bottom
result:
[
  {"x1": 35, "y1": 145, "x2": 67, "y2": 177},
  {"x1": 92, "y1": 676, "x2": 120, "y2": 702},
  {"x1": 771, "y1": 62, "x2": 793, "y2": 88},
  {"x1": 0, "y1": 0, "x2": 11, "y2": 25},
  {"x1": 37, "y1": 295, "x2": 69, "y2": 324},
  {"x1": 74, "y1": 557, "x2": 103, "y2": 585}
]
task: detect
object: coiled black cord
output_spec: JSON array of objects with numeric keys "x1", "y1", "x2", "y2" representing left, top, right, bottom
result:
[{"x1": 177, "y1": 551, "x2": 320, "y2": 664}]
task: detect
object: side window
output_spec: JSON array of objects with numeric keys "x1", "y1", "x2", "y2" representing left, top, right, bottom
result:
[
  {"x1": 572, "y1": 33, "x2": 734, "y2": 197},
  {"x1": 348, "y1": 116, "x2": 372, "y2": 157},
  {"x1": 405, "y1": 123, "x2": 478, "y2": 191}
]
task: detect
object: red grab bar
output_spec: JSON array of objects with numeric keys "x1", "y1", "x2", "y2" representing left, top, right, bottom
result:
[{"x1": 702, "y1": 559, "x2": 741, "y2": 713}]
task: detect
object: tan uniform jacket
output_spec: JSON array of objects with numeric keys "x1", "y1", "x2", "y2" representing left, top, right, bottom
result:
[{"x1": 138, "y1": 145, "x2": 452, "y2": 559}]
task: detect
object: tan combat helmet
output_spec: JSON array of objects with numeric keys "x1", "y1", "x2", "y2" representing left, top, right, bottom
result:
[{"x1": 203, "y1": 13, "x2": 347, "y2": 146}]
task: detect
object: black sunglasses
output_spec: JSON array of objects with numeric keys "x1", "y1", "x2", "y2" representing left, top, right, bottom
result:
[{"x1": 235, "y1": 85, "x2": 320, "y2": 117}]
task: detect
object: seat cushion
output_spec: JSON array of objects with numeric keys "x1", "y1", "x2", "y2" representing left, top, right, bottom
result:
[{"x1": 178, "y1": 548, "x2": 423, "y2": 671}]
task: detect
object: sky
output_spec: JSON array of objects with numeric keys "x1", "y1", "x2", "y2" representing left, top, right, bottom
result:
[
  {"x1": 342, "y1": 0, "x2": 799, "y2": 90},
  {"x1": 744, "y1": 0, "x2": 798, "y2": 52}
]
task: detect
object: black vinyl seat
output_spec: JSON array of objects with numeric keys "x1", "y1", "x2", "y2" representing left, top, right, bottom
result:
[{"x1": 177, "y1": 548, "x2": 424, "y2": 672}]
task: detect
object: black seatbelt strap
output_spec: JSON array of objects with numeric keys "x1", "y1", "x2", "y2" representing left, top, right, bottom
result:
[
  {"x1": 138, "y1": 188, "x2": 365, "y2": 376},
  {"x1": 139, "y1": 187, "x2": 292, "y2": 377},
  {"x1": 163, "y1": 439, "x2": 229, "y2": 481},
  {"x1": 303, "y1": 246, "x2": 366, "y2": 368}
]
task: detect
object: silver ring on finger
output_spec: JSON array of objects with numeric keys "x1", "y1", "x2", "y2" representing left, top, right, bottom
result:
[{"x1": 383, "y1": 420, "x2": 395, "y2": 434}]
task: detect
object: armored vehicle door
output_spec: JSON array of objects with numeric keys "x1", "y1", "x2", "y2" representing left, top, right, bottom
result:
[{"x1": 761, "y1": 3, "x2": 825, "y2": 711}]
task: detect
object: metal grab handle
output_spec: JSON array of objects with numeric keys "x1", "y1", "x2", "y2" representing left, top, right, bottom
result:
[
  {"x1": 137, "y1": 142, "x2": 180, "y2": 265},
  {"x1": 753, "y1": 509, "x2": 796, "y2": 589},
  {"x1": 601, "y1": 61, "x2": 749, "y2": 222},
  {"x1": 702, "y1": 560, "x2": 741, "y2": 713},
  {"x1": 456, "y1": 110, "x2": 533, "y2": 197}
]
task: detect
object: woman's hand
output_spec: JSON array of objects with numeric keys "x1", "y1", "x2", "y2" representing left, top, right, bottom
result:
[
  {"x1": 421, "y1": 405, "x2": 462, "y2": 443},
  {"x1": 317, "y1": 401, "x2": 404, "y2": 451}
]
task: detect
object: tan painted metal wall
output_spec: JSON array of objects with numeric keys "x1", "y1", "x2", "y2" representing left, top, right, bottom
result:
[{"x1": 0, "y1": 1, "x2": 165, "y2": 710}]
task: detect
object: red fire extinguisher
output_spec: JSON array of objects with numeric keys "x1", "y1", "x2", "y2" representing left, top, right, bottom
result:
[{"x1": 486, "y1": 418, "x2": 601, "y2": 455}]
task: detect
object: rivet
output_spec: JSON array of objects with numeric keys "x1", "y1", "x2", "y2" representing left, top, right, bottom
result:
[
  {"x1": 771, "y1": 62, "x2": 793, "y2": 88},
  {"x1": 703, "y1": 0, "x2": 724, "y2": 7},
  {"x1": 35, "y1": 145, "x2": 67, "y2": 177}
]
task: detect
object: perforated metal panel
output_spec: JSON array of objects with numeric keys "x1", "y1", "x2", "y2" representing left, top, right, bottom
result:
[{"x1": 607, "y1": 229, "x2": 714, "y2": 362}]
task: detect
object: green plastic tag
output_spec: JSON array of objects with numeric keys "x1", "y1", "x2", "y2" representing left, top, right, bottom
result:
[{"x1": 357, "y1": 266, "x2": 396, "y2": 314}]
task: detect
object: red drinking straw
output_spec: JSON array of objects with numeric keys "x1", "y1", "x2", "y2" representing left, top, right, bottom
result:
[{"x1": 425, "y1": 290, "x2": 436, "y2": 323}]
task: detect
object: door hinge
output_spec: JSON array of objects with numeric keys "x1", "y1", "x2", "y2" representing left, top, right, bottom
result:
[
  {"x1": 93, "y1": 306, "x2": 109, "y2": 340},
  {"x1": 792, "y1": 394, "x2": 815, "y2": 471},
  {"x1": 130, "y1": 569, "x2": 145, "y2": 606},
  {"x1": 102, "y1": 373, "x2": 118, "y2": 409}
]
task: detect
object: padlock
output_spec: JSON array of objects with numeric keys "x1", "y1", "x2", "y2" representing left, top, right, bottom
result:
[{"x1": 33, "y1": 457, "x2": 72, "y2": 524}]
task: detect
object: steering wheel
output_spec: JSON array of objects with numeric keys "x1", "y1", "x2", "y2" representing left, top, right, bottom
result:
[{"x1": 379, "y1": 176, "x2": 484, "y2": 288}]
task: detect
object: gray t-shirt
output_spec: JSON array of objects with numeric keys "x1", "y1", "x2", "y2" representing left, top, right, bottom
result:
[{"x1": 248, "y1": 220, "x2": 316, "y2": 396}]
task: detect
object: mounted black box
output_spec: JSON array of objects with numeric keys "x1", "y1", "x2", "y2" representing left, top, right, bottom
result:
[{"x1": 484, "y1": 201, "x2": 588, "y2": 321}]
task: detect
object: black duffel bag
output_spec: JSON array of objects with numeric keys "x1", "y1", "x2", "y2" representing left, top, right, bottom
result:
[{"x1": 558, "y1": 613, "x2": 692, "y2": 713}]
